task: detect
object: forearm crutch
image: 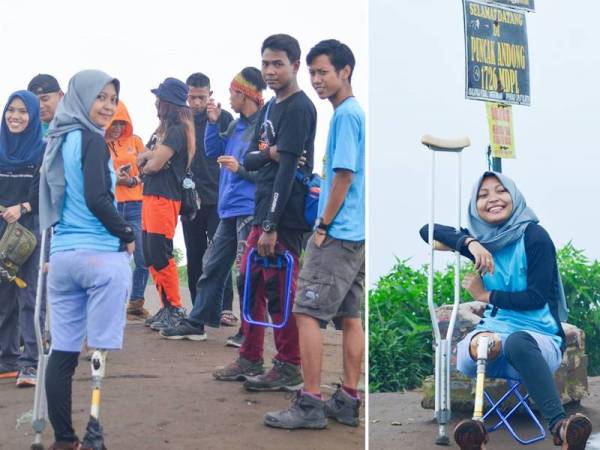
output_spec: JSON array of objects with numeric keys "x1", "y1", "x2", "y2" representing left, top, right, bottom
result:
[
  {"x1": 30, "y1": 227, "x2": 50, "y2": 450},
  {"x1": 242, "y1": 248, "x2": 295, "y2": 329},
  {"x1": 81, "y1": 350, "x2": 108, "y2": 450},
  {"x1": 422, "y1": 135, "x2": 471, "y2": 445}
]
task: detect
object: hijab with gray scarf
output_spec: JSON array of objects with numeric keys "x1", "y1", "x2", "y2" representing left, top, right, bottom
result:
[
  {"x1": 39, "y1": 70, "x2": 119, "y2": 231},
  {"x1": 467, "y1": 171, "x2": 568, "y2": 321}
]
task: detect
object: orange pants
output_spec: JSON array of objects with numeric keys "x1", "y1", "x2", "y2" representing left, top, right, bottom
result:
[{"x1": 142, "y1": 195, "x2": 181, "y2": 308}]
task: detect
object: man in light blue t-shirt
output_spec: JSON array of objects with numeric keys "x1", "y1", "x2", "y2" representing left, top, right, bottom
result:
[{"x1": 265, "y1": 39, "x2": 365, "y2": 430}]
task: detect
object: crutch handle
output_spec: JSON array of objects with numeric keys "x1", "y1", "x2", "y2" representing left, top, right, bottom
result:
[{"x1": 421, "y1": 134, "x2": 471, "y2": 152}]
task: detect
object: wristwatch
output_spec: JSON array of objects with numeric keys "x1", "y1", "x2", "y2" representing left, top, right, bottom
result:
[
  {"x1": 261, "y1": 220, "x2": 277, "y2": 233},
  {"x1": 19, "y1": 204, "x2": 28, "y2": 216},
  {"x1": 315, "y1": 217, "x2": 330, "y2": 232}
]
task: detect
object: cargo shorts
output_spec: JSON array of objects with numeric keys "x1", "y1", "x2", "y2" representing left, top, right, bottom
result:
[{"x1": 293, "y1": 233, "x2": 365, "y2": 329}]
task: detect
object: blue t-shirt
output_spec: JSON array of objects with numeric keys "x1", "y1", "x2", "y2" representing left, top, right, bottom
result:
[
  {"x1": 51, "y1": 130, "x2": 120, "y2": 254},
  {"x1": 318, "y1": 96, "x2": 365, "y2": 241},
  {"x1": 476, "y1": 236, "x2": 562, "y2": 350}
]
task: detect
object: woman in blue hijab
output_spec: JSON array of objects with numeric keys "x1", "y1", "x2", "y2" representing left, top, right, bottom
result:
[
  {"x1": 421, "y1": 172, "x2": 592, "y2": 450},
  {"x1": 0, "y1": 90, "x2": 45, "y2": 388}
]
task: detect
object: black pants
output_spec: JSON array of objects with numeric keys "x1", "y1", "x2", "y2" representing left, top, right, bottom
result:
[
  {"x1": 181, "y1": 204, "x2": 233, "y2": 309},
  {"x1": 504, "y1": 331, "x2": 565, "y2": 430}
]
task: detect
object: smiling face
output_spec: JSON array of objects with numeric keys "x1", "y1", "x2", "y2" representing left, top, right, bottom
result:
[
  {"x1": 89, "y1": 82, "x2": 118, "y2": 129},
  {"x1": 308, "y1": 53, "x2": 347, "y2": 101},
  {"x1": 476, "y1": 175, "x2": 514, "y2": 225},
  {"x1": 106, "y1": 120, "x2": 126, "y2": 141},
  {"x1": 5, "y1": 97, "x2": 29, "y2": 133}
]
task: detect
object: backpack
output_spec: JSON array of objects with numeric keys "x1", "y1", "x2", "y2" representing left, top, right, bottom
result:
[
  {"x1": 0, "y1": 205, "x2": 37, "y2": 287},
  {"x1": 263, "y1": 98, "x2": 321, "y2": 229}
]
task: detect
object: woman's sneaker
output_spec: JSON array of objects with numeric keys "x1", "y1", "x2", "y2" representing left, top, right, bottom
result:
[
  {"x1": 144, "y1": 307, "x2": 166, "y2": 327},
  {"x1": 16, "y1": 366, "x2": 37, "y2": 388},
  {"x1": 150, "y1": 305, "x2": 186, "y2": 331},
  {"x1": 552, "y1": 413, "x2": 592, "y2": 450}
]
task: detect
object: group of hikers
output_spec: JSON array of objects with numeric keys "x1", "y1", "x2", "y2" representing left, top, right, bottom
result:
[{"x1": 0, "y1": 33, "x2": 365, "y2": 449}]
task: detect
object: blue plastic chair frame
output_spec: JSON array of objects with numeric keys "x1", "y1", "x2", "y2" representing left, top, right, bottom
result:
[
  {"x1": 482, "y1": 380, "x2": 546, "y2": 445},
  {"x1": 242, "y1": 247, "x2": 295, "y2": 329}
]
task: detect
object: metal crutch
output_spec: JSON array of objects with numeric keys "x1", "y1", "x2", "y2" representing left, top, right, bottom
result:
[
  {"x1": 421, "y1": 134, "x2": 471, "y2": 445},
  {"x1": 31, "y1": 227, "x2": 51, "y2": 450}
]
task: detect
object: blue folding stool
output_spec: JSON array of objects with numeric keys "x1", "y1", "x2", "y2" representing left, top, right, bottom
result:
[
  {"x1": 242, "y1": 247, "x2": 295, "y2": 329},
  {"x1": 482, "y1": 379, "x2": 546, "y2": 445}
]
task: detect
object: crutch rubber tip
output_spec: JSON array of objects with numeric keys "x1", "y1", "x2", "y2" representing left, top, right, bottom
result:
[
  {"x1": 30, "y1": 444, "x2": 45, "y2": 450},
  {"x1": 435, "y1": 435, "x2": 450, "y2": 446}
]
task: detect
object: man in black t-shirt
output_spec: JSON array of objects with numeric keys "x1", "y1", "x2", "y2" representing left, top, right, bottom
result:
[
  {"x1": 213, "y1": 34, "x2": 316, "y2": 393},
  {"x1": 183, "y1": 73, "x2": 235, "y2": 314}
]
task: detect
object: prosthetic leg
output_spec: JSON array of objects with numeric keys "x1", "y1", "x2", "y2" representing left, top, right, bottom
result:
[
  {"x1": 422, "y1": 134, "x2": 470, "y2": 445},
  {"x1": 454, "y1": 333, "x2": 501, "y2": 450},
  {"x1": 81, "y1": 350, "x2": 108, "y2": 450},
  {"x1": 30, "y1": 228, "x2": 50, "y2": 450}
]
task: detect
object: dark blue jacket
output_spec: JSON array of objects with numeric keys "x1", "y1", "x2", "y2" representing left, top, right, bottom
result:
[{"x1": 204, "y1": 111, "x2": 259, "y2": 219}]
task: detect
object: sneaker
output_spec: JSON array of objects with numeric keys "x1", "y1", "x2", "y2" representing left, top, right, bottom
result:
[
  {"x1": 453, "y1": 419, "x2": 488, "y2": 450},
  {"x1": 552, "y1": 413, "x2": 592, "y2": 450},
  {"x1": 160, "y1": 319, "x2": 207, "y2": 341},
  {"x1": 144, "y1": 307, "x2": 166, "y2": 327},
  {"x1": 243, "y1": 359, "x2": 303, "y2": 392},
  {"x1": 264, "y1": 391, "x2": 327, "y2": 429},
  {"x1": 150, "y1": 305, "x2": 186, "y2": 331},
  {"x1": 213, "y1": 357, "x2": 264, "y2": 381},
  {"x1": 325, "y1": 386, "x2": 361, "y2": 427},
  {"x1": 16, "y1": 366, "x2": 37, "y2": 388},
  {"x1": 0, "y1": 361, "x2": 18, "y2": 379},
  {"x1": 127, "y1": 298, "x2": 150, "y2": 321},
  {"x1": 225, "y1": 330, "x2": 244, "y2": 348}
]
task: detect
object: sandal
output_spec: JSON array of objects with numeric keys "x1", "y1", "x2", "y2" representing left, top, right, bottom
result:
[
  {"x1": 552, "y1": 413, "x2": 592, "y2": 450},
  {"x1": 454, "y1": 419, "x2": 488, "y2": 450},
  {"x1": 220, "y1": 310, "x2": 239, "y2": 327}
]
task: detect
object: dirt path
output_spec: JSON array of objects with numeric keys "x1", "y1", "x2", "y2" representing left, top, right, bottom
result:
[
  {"x1": 0, "y1": 288, "x2": 364, "y2": 450},
  {"x1": 369, "y1": 377, "x2": 600, "y2": 449}
]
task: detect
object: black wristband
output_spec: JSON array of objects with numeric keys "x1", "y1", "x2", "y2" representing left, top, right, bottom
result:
[{"x1": 466, "y1": 239, "x2": 480, "y2": 248}]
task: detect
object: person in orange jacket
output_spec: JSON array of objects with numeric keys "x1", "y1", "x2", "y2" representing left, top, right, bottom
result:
[{"x1": 105, "y1": 100, "x2": 150, "y2": 320}]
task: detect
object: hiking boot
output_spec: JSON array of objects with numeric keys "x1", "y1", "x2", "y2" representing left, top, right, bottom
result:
[
  {"x1": 243, "y1": 359, "x2": 303, "y2": 392},
  {"x1": 160, "y1": 319, "x2": 207, "y2": 341},
  {"x1": 144, "y1": 307, "x2": 166, "y2": 327},
  {"x1": 0, "y1": 361, "x2": 18, "y2": 379},
  {"x1": 150, "y1": 305, "x2": 186, "y2": 331},
  {"x1": 325, "y1": 386, "x2": 360, "y2": 427},
  {"x1": 16, "y1": 366, "x2": 37, "y2": 388},
  {"x1": 453, "y1": 419, "x2": 488, "y2": 450},
  {"x1": 47, "y1": 440, "x2": 80, "y2": 450},
  {"x1": 552, "y1": 413, "x2": 592, "y2": 450},
  {"x1": 225, "y1": 329, "x2": 244, "y2": 348},
  {"x1": 264, "y1": 391, "x2": 327, "y2": 429},
  {"x1": 213, "y1": 357, "x2": 264, "y2": 381},
  {"x1": 127, "y1": 298, "x2": 150, "y2": 321}
]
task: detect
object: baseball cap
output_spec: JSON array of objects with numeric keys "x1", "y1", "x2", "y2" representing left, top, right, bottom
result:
[{"x1": 27, "y1": 74, "x2": 62, "y2": 95}]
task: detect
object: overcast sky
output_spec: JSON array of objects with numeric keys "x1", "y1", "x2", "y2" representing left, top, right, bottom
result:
[
  {"x1": 370, "y1": 0, "x2": 600, "y2": 283},
  {"x1": 0, "y1": 0, "x2": 367, "y2": 258}
]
